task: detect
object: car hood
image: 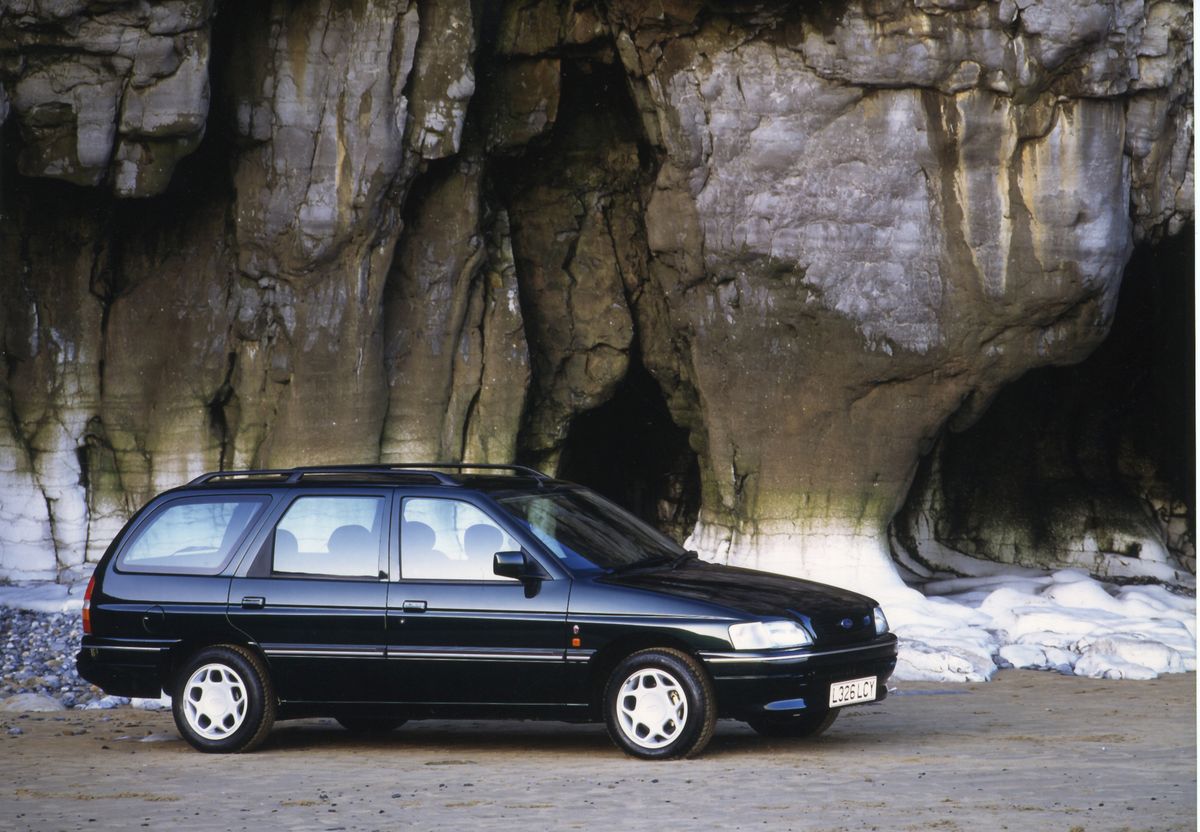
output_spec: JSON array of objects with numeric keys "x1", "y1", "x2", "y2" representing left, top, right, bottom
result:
[{"x1": 597, "y1": 560, "x2": 877, "y2": 620}]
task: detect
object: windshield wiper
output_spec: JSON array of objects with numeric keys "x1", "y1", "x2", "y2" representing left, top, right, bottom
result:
[
  {"x1": 609, "y1": 555, "x2": 674, "y2": 574},
  {"x1": 670, "y1": 550, "x2": 699, "y2": 569},
  {"x1": 611, "y1": 551, "x2": 698, "y2": 574}
]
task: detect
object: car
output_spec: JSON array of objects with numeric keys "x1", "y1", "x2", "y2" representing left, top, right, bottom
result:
[{"x1": 76, "y1": 463, "x2": 897, "y2": 759}]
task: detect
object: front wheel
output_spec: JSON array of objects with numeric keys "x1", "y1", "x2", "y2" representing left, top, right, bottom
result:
[
  {"x1": 747, "y1": 707, "x2": 839, "y2": 739},
  {"x1": 604, "y1": 648, "x2": 716, "y2": 760},
  {"x1": 172, "y1": 645, "x2": 275, "y2": 753}
]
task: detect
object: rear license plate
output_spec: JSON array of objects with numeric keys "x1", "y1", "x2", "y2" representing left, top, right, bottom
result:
[{"x1": 828, "y1": 676, "x2": 876, "y2": 708}]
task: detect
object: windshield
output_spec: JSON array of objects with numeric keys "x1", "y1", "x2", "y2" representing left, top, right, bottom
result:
[{"x1": 493, "y1": 488, "x2": 685, "y2": 572}]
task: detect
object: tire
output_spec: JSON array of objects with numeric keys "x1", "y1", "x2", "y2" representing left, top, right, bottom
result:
[
  {"x1": 172, "y1": 645, "x2": 275, "y2": 753},
  {"x1": 335, "y1": 717, "x2": 406, "y2": 734},
  {"x1": 747, "y1": 707, "x2": 839, "y2": 739},
  {"x1": 604, "y1": 647, "x2": 717, "y2": 760}
]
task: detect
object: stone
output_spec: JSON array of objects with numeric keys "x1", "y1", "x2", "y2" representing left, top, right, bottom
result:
[
  {"x1": 484, "y1": 59, "x2": 561, "y2": 152},
  {"x1": 0, "y1": 693, "x2": 65, "y2": 712}
]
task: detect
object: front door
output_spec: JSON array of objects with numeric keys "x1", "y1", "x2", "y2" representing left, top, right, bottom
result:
[
  {"x1": 385, "y1": 495, "x2": 571, "y2": 706},
  {"x1": 228, "y1": 491, "x2": 390, "y2": 703}
]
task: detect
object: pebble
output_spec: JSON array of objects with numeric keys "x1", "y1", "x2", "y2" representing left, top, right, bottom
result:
[{"x1": 0, "y1": 607, "x2": 109, "y2": 709}]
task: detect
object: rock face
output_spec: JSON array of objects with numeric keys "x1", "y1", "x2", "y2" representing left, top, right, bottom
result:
[
  {"x1": 1, "y1": 0, "x2": 213, "y2": 197},
  {"x1": 0, "y1": 0, "x2": 1193, "y2": 589},
  {"x1": 893, "y1": 231, "x2": 1196, "y2": 583}
]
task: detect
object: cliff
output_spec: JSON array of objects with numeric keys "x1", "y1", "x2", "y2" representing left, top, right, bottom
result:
[{"x1": 0, "y1": 0, "x2": 1192, "y2": 587}]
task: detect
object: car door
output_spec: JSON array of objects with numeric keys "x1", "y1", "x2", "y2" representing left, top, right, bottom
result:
[
  {"x1": 228, "y1": 489, "x2": 391, "y2": 703},
  {"x1": 385, "y1": 493, "x2": 572, "y2": 706}
]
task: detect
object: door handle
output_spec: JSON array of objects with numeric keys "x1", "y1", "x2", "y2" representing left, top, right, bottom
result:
[
  {"x1": 401, "y1": 600, "x2": 426, "y2": 613},
  {"x1": 241, "y1": 596, "x2": 266, "y2": 609}
]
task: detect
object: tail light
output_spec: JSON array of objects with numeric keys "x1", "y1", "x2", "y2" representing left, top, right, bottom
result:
[{"x1": 82, "y1": 573, "x2": 96, "y2": 635}]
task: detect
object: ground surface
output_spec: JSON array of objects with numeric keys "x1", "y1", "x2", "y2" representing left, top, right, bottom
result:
[{"x1": 0, "y1": 671, "x2": 1193, "y2": 832}]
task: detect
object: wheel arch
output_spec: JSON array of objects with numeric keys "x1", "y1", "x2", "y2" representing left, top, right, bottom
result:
[
  {"x1": 585, "y1": 633, "x2": 709, "y2": 718},
  {"x1": 163, "y1": 639, "x2": 272, "y2": 694}
]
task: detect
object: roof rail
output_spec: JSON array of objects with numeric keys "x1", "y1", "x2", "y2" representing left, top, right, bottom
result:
[
  {"x1": 188, "y1": 463, "x2": 550, "y2": 487},
  {"x1": 188, "y1": 469, "x2": 293, "y2": 485},
  {"x1": 381, "y1": 463, "x2": 551, "y2": 481},
  {"x1": 286, "y1": 465, "x2": 458, "y2": 485}
]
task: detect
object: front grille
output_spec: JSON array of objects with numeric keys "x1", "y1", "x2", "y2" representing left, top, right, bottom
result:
[{"x1": 807, "y1": 609, "x2": 876, "y2": 647}]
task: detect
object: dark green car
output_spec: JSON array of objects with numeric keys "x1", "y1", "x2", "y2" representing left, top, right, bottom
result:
[{"x1": 77, "y1": 464, "x2": 897, "y2": 759}]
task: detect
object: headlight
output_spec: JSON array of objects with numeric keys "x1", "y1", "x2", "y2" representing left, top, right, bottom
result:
[
  {"x1": 728, "y1": 620, "x2": 812, "y2": 650},
  {"x1": 873, "y1": 605, "x2": 889, "y2": 635}
]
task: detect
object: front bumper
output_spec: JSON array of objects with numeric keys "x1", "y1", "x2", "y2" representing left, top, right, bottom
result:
[{"x1": 700, "y1": 633, "x2": 898, "y2": 719}]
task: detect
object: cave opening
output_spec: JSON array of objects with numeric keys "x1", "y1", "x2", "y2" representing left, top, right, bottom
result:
[
  {"x1": 557, "y1": 357, "x2": 702, "y2": 545},
  {"x1": 894, "y1": 226, "x2": 1195, "y2": 576}
]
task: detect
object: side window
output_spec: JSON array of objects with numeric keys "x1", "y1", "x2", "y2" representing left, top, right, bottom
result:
[
  {"x1": 273, "y1": 496, "x2": 385, "y2": 579},
  {"x1": 121, "y1": 498, "x2": 266, "y2": 574},
  {"x1": 401, "y1": 498, "x2": 521, "y2": 581}
]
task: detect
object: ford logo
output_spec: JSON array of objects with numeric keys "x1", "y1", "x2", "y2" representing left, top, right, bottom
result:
[{"x1": 840, "y1": 617, "x2": 854, "y2": 629}]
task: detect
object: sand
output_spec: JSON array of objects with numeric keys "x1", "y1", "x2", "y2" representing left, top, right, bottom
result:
[{"x1": 0, "y1": 670, "x2": 1194, "y2": 832}]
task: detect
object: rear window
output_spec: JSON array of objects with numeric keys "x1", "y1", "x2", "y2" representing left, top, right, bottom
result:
[{"x1": 118, "y1": 497, "x2": 268, "y2": 574}]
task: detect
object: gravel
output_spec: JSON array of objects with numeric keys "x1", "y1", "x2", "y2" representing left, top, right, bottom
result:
[{"x1": 0, "y1": 607, "x2": 115, "y2": 709}]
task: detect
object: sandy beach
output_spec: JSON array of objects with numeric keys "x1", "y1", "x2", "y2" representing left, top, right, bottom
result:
[{"x1": 0, "y1": 669, "x2": 1193, "y2": 831}]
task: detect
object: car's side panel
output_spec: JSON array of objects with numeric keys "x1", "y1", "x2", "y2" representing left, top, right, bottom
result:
[
  {"x1": 81, "y1": 570, "x2": 240, "y2": 697},
  {"x1": 382, "y1": 490, "x2": 575, "y2": 708},
  {"x1": 228, "y1": 575, "x2": 389, "y2": 702},
  {"x1": 384, "y1": 579, "x2": 573, "y2": 706}
]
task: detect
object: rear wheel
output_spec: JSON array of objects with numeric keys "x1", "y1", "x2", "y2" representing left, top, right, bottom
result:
[
  {"x1": 335, "y1": 717, "x2": 406, "y2": 734},
  {"x1": 172, "y1": 645, "x2": 275, "y2": 753},
  {"x1": 604, "y1": 648, "x2": 716, "y2": 760},
  {"x1": 747, "y1": 707, "x2": 839, "y2": 738}
]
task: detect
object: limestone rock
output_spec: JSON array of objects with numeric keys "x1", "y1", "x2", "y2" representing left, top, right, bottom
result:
[
  {"x1": 614, "y1": 2, "x2": 1175, "y2": 588},
  {"x1": 381, "y1": 151, "x2": 530, "y2": 464},
  {"x1": 0, "y1": 0, "x2": 1191, "y2": 593},
  {"x1": 0, "y1": 0, "x2": 215, "y2": 196}
]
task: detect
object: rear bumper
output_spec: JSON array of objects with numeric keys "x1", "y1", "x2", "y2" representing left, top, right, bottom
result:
[
  {"x1": 701, "y1": 634, "x2": 898, "y2": 719},
  {"x1": 76, "y1": 638, "x2": 176, "y2": 699}
]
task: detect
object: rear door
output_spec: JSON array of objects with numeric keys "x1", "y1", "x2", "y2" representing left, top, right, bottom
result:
[
  {"x1": 228, "y1": 489, "x2": 391, "y2": 703},
  {"x1": 384, "y1": 493, "x2": 573, "y2": 707}
]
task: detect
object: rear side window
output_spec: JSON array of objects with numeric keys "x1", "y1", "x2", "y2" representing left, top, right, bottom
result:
[
  {"x1": 272, "y1": 496, "x2": 385, "y2": 578},
  {"x1": 120, "y1": 497, "x2": 267, "y2": 574}
]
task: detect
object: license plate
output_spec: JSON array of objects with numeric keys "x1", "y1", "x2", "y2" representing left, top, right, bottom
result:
[{"x1": 828, "y1": 676, "x2": 877, "y2": 708}]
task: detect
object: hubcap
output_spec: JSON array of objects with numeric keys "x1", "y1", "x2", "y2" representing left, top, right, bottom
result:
[
  {"x1": 182, "y1": 663, "x2": 248, "y2": 740},
  {"x1": 616, "y1": 668, "x2": 688, "y2": 749}
]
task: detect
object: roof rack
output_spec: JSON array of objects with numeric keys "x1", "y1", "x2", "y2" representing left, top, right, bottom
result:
[
  {"x1": 188, "y1": 463, "x2": 550, "y2": 486},
  {"x1": 187, "y1": 469, "x2": 294, "y2": 485},
  {"x1": 380, "y1": 463, "x2": 551, "y2": 481}
]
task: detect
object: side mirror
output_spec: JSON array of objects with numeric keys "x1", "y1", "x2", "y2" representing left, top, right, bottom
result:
[{"x1": 493, "y1": 550, "x2": 529, "y2": 580}]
